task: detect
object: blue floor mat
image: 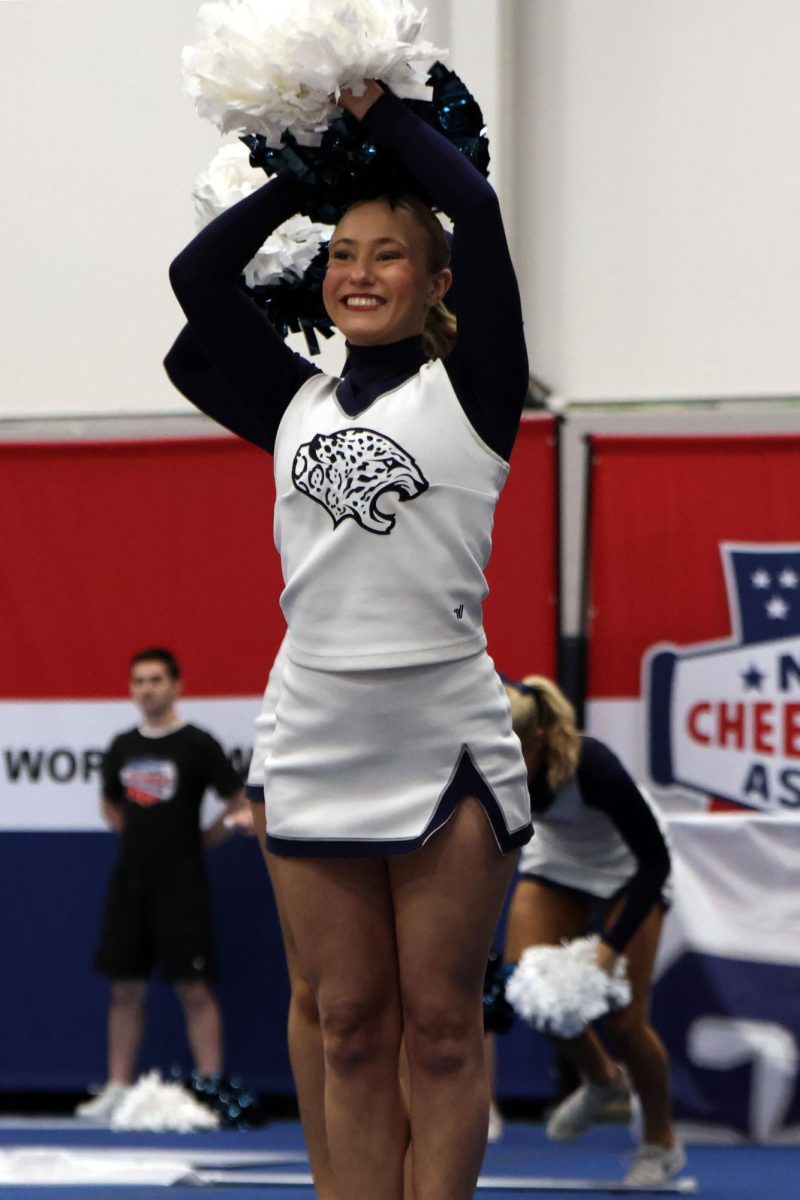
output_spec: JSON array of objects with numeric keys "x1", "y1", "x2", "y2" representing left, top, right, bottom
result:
[{"x1": 0, "y1": 1116, "x2": 797, "y2": 1197}]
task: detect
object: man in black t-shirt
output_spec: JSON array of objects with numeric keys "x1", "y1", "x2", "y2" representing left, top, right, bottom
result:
[{"x1": 76, "y1": 647, "x2": 247, "y2": 1121}]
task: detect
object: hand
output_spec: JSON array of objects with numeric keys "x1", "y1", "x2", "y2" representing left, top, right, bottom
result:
[
  {"x1": 223, "y1": 806, "x2": 257, "y2": 836},
  {"x1": 336, "y1": 79, "x2": 384, "y2": 120},
  {"x1": 595, "y1": 940, "x2": 619, "y2": 976}
]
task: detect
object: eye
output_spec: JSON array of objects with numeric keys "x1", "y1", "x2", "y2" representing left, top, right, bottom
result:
[
  {"x1": 377, "y1": 251, "x2": 401, "y2": 262},
  {"x1": 329, "y1": 248, "x2": 352, "y2": 262}
]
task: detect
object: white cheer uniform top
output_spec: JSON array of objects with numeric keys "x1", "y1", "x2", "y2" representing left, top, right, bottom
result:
[
  {"x1": 520, "y1": 779, "x2": 640, "y2": 898},
  {"x1": 273, "y1": 359, "x2": 509, "y2": 671}
]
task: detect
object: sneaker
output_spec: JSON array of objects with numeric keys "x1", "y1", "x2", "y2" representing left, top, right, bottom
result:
[
  {"x1": 624, "y1": 1140, "x2": 686, "y2": 1187},
  {"x1": 546, "y1": 1066, "x2": 630, "y2": 1142},
  {"x1": 487, "y1": 1100, "x2": 504, "y2": 1142},
  {"x1": 75, "y1": 1083, "x2": 129, "y2": 1121}
]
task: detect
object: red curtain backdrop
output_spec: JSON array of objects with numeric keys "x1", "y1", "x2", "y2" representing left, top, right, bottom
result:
[
  {"x1": 0, "y1": 415, "x2": 558, "y2": 701},
  {"x1": 586, "y1": 434, "x2": 800, "y2": 699}
]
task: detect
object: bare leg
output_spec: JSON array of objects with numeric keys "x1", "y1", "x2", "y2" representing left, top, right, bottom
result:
[
  {"x1": 391, "y1": 798, "x2": 519, "y2": 1200},
  {"x1": 268, "y1": 853, "x2": 408, "y2": 1200},
  {"x1": 107, "y1": 979, "x2": 147, "y2": 1085},
  {"x1": 175, "y1": 979, "x2": 223, "y2": 1076},
  {"x1": 504, "y1": 878, "x2": 622, "y2": 1087},
  {"x1": 601, "y1": 904, "x2": 676, "y2": 1148},
  {"x1": 251, "y1": 802, "x2": 341, "y2": 1198}
]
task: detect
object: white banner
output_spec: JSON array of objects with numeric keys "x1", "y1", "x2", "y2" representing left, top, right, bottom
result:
[
  {"x1": 655, "y1": 815, "x2": 800, "y2": 1142},
  {"x1": 0, "y1": 698, "x2": 260, "y2": 831}
]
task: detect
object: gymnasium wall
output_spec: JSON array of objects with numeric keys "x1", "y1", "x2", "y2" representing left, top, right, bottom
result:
[
  {"x1": 2, "y1": 1, "x2": 800, "y2": 421},
  {"x1": 0, "y1": 418, "x2": 558, "y2": 1096}
]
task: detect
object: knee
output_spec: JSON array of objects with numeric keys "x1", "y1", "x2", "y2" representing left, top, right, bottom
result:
[
  {"x1": 319, "y1": 996, "x2": 399, "y2": 1078},
  {"x1": 291, "y1": 977, "x2": 320, "y2": 1029},
  {"x1": 176, "y1": 980, "x2": 215, "y2": 1015},
  {"x1": 604, "y1": 1005, "x2": 650, "y2": 1051},
  {"x1": 403, "y1": 998, "x2": 476, "y2": 1079},
  {"x1": 110, "y1": 980, "x2": 146, "y2": 1011}
]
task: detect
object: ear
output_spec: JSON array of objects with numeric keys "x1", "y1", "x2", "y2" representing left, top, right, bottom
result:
[{"x1": 428, "y1": 267, "x2": 452, "y2": 307}]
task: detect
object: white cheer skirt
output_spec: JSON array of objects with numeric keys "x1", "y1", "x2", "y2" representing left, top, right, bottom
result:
[{"x1": 262, "y1": 649, "x2": 532, "y2": 858}]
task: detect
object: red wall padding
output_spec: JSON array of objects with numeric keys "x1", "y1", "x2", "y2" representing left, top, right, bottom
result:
[
  {"x1": 0, "y1": 415, "x2": 558, "y2": 699},
  {"x1": 586, "y1": 434, "x2": 800, "y2": 698}
]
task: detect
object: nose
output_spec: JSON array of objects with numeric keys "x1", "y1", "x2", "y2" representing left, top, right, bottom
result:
[{"x1": 348, "y1": 256, "x2": 374, "y2": 285}]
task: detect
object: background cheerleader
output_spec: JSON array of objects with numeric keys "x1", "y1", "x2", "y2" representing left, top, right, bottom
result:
[{"x1": 503, "y1": 675, "x2": 686, "y2": 1189}]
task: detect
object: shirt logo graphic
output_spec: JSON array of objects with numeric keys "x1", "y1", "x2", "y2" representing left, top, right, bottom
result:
[
  {"x1": 646, "y1": 542, "x2": 800, "y2": 812},
  {"x1": 292, "y1": 428, "x2": 428, "y2": 535},
  {"x1": 120, "y1": 758, "x2": 178, "y2": 807},
  {"x1": 454, "y1": 604, "x2": 464, "y2": 619}
]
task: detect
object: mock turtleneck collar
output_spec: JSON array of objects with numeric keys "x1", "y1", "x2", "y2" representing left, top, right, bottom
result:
[{"x1": 337, "y1": 335, "x2": 427, "y2": 416}]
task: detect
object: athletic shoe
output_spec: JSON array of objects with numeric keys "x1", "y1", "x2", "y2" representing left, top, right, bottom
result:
[
  {"x1": 487, "y1": 1100, "x2": 504, "y2": 1142},
  {"x1": 75, "y1": 1082, "x2": 129, "y2": 1121},
  {"x1": 545, "y1": 1066, "x2": 630, "y2": 1142},
  {"x1": 623, "y1": 1139, "x2": 687, "y2": 1187}
]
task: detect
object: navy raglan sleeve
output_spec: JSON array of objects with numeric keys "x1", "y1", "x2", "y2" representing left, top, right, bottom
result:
[
  {"x1": 361, "y1": 92, "x2": 528, "y2": 461},
  {"x1": 166, "y1": 174, "x2": 320, "y2": 452},
  {"x1": 578, "y1": 737, "x2": 671, "y2": 953},
  {"x1": 165, "y1": 327, "x2": 277, "y2": 452}
]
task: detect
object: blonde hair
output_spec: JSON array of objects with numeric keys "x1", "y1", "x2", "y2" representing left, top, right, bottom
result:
[
  {"x1": 344, "y1": 194, "x2": 457, "y2": 360},
  {"x1": 505, "y1": 675, "x2": 581, "y2": 791}
]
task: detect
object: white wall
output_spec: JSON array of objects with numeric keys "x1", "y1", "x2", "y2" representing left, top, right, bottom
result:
[
  {"x1": 514, "y1": 0, "x2": 800, "y2": 401},
  {"x1": 1, "y1": 0, "x2": 799, "y2": 421},
  {"x1": 0, "y1": 0, "x2": 227, "y2": 417}
]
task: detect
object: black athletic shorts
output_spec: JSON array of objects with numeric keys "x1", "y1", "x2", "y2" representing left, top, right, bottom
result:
[{"x1": 94, "y1": 856, "x2": 217, "y2": 984}]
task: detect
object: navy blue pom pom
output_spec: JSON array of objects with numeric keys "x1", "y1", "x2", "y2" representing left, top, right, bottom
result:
[
  {"x1": 483, "y1": 949, "x2": 516, "y2": 1036},
  {"x1": 237, "y1": 64, "x2": 485, "y2": 352},
  {"x1": 246, "y1": 246, "x2": 335, "y2": 356},
  {"x1": 243, "y1": 63, "x2": 489, "y2": 224}
]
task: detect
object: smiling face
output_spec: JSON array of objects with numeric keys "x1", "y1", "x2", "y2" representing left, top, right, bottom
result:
[{"x1": 322, "y1": 200, "x2": 451, "y2": 347}]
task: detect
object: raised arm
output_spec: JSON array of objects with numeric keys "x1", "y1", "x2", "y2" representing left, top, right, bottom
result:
[
  {"x1": 166, "y1": 174, "x2": 319, "y2": 452},
  {"x1": 347, "y1": 83, "x2": 528, "y2": 459}
]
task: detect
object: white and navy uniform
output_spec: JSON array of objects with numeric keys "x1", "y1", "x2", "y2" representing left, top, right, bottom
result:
[
  {"x1": 166, "y1": 90, "x2": 533, "y2": 859},
  {"x1": 245, "y1": 634, "x2": 289, "y2": 801},
  {"x1": 519, "y1": 736, "x2": 671, "y2": 953}
]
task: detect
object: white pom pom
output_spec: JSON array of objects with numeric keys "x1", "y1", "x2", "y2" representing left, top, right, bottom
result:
[
  {"x1": 193, "y1": 143, "x2": 332, "y2": 287},
  {"x1": 182, "y1": 0, "x2": 447, "y2": 146},
  {"x1": 110, "y1": 1071, "x2": 219, "y2": 1132},
  {"x1": 506, "y1": 935, "x2": 632, "y2": 1039}
]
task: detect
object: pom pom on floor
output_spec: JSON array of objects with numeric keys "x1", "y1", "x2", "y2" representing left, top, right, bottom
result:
[
  {"x1": 109, "y1": 1071, "x2": 220, "y2": 1132},
  {"x1": 193, "y1": 142, "x2": 332, "y2": 289},
  {"x1": 182, "y1": 0, "x2": 445, "y2": 146},
  {"x1": 506, "y1": 935, "x2": 632, "y2": 1039}
]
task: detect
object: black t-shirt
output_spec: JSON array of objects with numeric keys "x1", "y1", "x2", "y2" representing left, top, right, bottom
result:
[{"x1": 102, "y1": 723, "x2": 241, "y2": 867}]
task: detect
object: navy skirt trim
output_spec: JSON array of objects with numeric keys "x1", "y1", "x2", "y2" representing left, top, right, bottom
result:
[
  {"x1": 517, "y1": 871, "x2": 672, "y2": 913},
  {"x1": 266, "y1": 745, "x2": 533, "y2": 859},
  {"x1": 245, "y1": 783, "x2": 265, "y2": 804}
]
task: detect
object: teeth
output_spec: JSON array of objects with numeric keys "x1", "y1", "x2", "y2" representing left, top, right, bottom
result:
[{"x1": 345, "y1": 296, "x2": 383, "y2": 309}]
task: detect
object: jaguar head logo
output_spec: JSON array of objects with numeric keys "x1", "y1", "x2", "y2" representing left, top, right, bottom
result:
[{"x1": 292, "y1": 428, "x2": 429, "y2": 534}]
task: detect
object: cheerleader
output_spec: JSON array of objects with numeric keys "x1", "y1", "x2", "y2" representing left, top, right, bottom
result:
[
  {"x1": 167, "y1": 79, "x2": 531, "y2": 1200},
  {"x1": 503, "y1": 676, "x2": 686, "y2": 1188}
]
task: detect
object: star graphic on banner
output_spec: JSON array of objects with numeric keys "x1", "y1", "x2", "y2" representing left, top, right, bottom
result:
[
  {"x1": 751, "y1": 569, "x2": 771, "y2": 589},
  {"x1": 766, "y1": 595, "x2": 790, "y2": 620},
  {"x1": 741, "y1": 664, "x2": 766, "y2": 690},
  {"x1": 779, "y1": 568, "x2": 799, "y2": 589}
]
